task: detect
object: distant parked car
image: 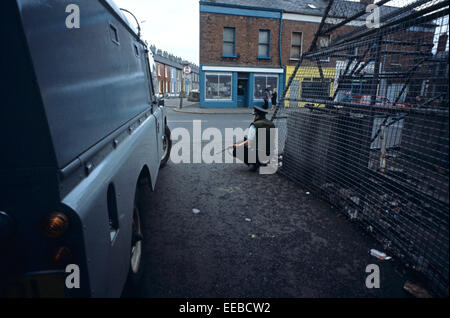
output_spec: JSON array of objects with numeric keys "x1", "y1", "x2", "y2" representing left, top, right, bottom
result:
[{"x1": 188, "y1": 90, "x2": 200, "y2": 102}]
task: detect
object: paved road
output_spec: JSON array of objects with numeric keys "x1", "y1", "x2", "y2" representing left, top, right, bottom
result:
[{"x1": 135, "y1": 108, "x2": 410, "y2": 298}]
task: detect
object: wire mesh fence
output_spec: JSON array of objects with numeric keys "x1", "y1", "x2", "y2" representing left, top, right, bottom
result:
[{"x1": 273, "y1": 0, "x2": 449, "y2": 297}]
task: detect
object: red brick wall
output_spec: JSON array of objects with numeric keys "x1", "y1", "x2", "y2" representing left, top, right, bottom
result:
[
  {"x1": 200, "y1": 12, "x2": 358, "y2": 68},
  {"x1": 156, "y1": 62, "x2": 171, "y2": 93},
  {"x1": 282, "y1": 19, "x2": 318, "y2": 67},
  {"x1": 200, "y1": 11, "x2": 433, "y2": 74},
  {"x1": 282, "y1": 20, "x2": 358, "y2": 68},
  {"x1": 200, "y1": 12, "x2": 281, "y2": 67}
]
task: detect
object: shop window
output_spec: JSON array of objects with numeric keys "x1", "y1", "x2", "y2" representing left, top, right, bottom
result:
[
  {"x1": 254, "y1": 75, "x2": 278, "y2": 99},
  {"x1": 205, "y1": 73, "x2": 232, "y2": 100}
]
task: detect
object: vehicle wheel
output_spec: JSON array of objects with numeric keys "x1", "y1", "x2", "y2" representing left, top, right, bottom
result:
[
  {"x1": 123, "y1": 187, "x2": 146, "y2": 296},
  {"x1": 160, "y1": 125, "x2": 171, "y2": 168}
]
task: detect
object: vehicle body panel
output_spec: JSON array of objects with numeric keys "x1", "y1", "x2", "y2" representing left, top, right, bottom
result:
[
  {"x1": 1, "y1": 0, "x2": 168, "y2": 297},
  {"x1": 18, "y1": 0, "x2": 153, "y2": 169}
]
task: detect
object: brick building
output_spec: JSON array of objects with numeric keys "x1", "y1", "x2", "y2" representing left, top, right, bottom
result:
[
  {"x1": 199, "y1": 0, "x2": 363, "y2": 108},
  {"x1": 199, "y1": 0, "x2": 437, "y2": 108}
]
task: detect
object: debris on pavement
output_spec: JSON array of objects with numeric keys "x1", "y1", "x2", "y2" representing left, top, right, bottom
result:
[
  {"x1": 192, "y1": 208, "x2": 200, "y2": 214},
  {"x1": 245, "y1": 218, "x2": 251, "y2": 222},
  {"x1": 348, "y1": 210, "x2": 358, "y2": 220},
  {"x1": 370, "y1": 249, "x2": 392, "y2": 260},
  {"x1": 403, "y1": 281, "x2": 433, "y2": 298}
]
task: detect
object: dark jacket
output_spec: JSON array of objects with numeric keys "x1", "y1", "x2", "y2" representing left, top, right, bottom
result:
[
  {"x1": 271, "y1": 91, "x2": 277, "y2": 105},
  {"x1": 251, "y1": 118, "x2": 276, "y2": 158}
]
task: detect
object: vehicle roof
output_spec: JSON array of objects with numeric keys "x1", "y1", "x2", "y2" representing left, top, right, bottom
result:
[{"x1": 105, "y1": 0, "x2": 140, "y2": 37}]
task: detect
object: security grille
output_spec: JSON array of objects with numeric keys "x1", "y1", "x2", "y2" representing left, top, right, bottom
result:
[{"x1": 273, "y1": 0, "x2": 449, "y2": 297}]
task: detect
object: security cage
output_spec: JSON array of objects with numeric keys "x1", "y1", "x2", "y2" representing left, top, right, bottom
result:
[{"x1": 273, "y1": 0, "x2": 449, "y2": 297}]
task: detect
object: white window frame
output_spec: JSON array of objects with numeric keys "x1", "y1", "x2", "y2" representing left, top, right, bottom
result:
[
  {"x1": 318, "y1": 35, "x2": 331, "y2": 62},
  {"x1": 204, "y1": 72, "x2": 233, "y2": 101},
  {"x1": 253, "y1": 74, "x2": 279, "y2": 100},
  {"x1": 290, "y1": 31, "x2": 303, "y2": 61},
  {"x1": 257, "y1": 29, "x2": 271, "y2": 58}
]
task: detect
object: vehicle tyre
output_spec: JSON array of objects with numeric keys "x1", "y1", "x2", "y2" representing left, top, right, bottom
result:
[
  {"x1": 123, "y1": 186, "x2": 147, "y2": 296},
  {"x1": 160, "y1": 125, "x2": 171, "y2": 168}
]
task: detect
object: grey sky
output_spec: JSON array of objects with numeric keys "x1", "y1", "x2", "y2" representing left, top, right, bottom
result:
[{"x1": 113, "y1": 0, "x2": 199, "y2": 65}]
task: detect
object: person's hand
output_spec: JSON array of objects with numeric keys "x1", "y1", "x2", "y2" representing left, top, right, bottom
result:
[{"x1": 232, "y1": 144, "x2": 237, "y2": 149}]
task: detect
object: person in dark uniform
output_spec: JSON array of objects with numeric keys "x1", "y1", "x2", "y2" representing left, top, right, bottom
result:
[
  {"x1": 271, "y1": 88, "x2": 278, "y2": 111},
  {"x1": 263, "y1": 88, "x2": 270, "y2": 109},
  {"x1": 232, "y1": 106, "x2": 276, "y2": 171}
]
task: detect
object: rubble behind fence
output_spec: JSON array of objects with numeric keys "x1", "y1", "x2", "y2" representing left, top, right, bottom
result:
[{"x1": 273, "y1": 0, "x2": 449, "y2": 297}]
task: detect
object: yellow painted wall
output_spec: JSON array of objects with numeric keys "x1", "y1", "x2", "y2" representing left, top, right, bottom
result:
[{"x1": 284, "y1": 66, "x2": 336, "y2": 107}]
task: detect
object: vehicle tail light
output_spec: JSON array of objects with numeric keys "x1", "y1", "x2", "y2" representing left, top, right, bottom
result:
[
  {"x1": 53, "y1": 246, "x2": 73, "y2": 266},
  {"x1": 42, "y1": 212, "x2": 69, "y2": 238}
]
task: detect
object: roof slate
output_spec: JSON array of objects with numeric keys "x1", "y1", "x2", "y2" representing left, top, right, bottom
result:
[{"x1": 200, "y1": 0, "x2": 399, "y2": 19}]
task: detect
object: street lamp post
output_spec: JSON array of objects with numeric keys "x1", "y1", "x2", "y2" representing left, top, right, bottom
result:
[
  {"x1": 180, "y1": 72, "x2": 184, "y2": 109},
  {"x1": 180, "y1": 64, "x2": 192, "y2": 109}
]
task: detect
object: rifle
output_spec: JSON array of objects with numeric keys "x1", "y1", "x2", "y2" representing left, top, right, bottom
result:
[{"x1": 214, "y1": 138, "x2": 247, "y2": 155}]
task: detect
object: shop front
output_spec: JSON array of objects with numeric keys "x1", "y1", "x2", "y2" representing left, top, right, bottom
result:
[{"x1": 199, "y1": 65, "x2": 284, "y2": 108}]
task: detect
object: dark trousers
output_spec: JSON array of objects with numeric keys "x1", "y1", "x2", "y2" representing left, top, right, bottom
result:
[
  {"x1": 233, "y1": 146, "x2": 258, "y2": 166},
  {"x1": 263, "y1": 100, "x2": 269, "y2": 109}
]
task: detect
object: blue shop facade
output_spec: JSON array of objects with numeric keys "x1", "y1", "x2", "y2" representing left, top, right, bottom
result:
[{"x1": 199, "y1": 66, "x2": 284, "y2": 108}]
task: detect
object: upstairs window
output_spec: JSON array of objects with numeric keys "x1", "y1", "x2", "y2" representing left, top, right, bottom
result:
[
  {"x1": 318, "y1": 35, "x2": 331, "y2": 62},
  {"x1": 258, "y1": 30, "x2": 270, "y2": 58},
  {"x1": 223, "y1": 27, "x2": 236, "y2": 57},
  {"x1": 290, "y1": 32, "x2": 302, "y2": 60},
  {"x1": 318, "y1": 35, "x2": 330, "y2": 49}
]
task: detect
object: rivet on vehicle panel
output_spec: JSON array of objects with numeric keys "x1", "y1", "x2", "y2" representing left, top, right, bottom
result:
[{"x1": 85, "y1": 163, "x2": 94, "y2": 175}]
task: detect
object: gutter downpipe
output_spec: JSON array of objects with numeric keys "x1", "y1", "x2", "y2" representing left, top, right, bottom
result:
[{"x1": 279, "y1": 9, "x2": 285, "y2": 96}]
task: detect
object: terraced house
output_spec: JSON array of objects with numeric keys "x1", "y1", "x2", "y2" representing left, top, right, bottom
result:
[
  {"x1": 199, "y1": 0, "x2": 346, "y2": 108},
  {"x1": 151, "y1": 45, "x2": 199, "y2": 97},
  {"x1": 199, "y1": 0, "x2": 435, "y2": 108}
]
